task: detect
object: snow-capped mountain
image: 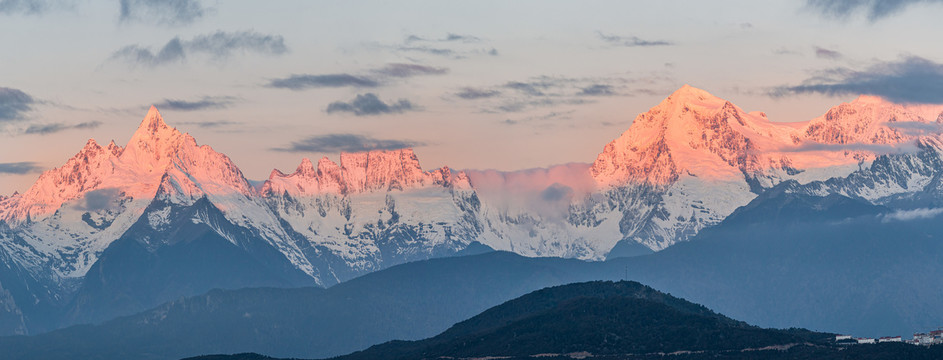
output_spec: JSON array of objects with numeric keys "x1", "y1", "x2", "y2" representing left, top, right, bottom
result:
[
  {"x1": 583, "y1": 85, "x2": 943, "y2": 250},
  {"x1": 1, "y1": 86, "x2": 943, "y2": 335}
]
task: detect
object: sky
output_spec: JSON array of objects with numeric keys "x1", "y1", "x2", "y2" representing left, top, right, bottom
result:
[{"x1": 2, "y1": 0, "x2": 943, "y2": 195}]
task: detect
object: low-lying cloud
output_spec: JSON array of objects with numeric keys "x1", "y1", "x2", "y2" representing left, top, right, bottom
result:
[
  {"x1": 0, "y1": 161, "x2": 43, "y2": 174},
  {"x1": 779, "y1": 140, "x2": 921, "y2": 155},
  {"x1": 326, "y1": 93, "x2": 417, "y2": 116},
  {"x1": 111, "y1": 30, "x2": 288, "y2": 67},
  {"x1": 770, "y1": 56, "x2": 943, "y2": 104},
  {"x1": 881, "y1": 207, "x2": 943, "y2": 222},
  {"x1": 78, "y1": 188, "x2": 122, "y2": 211},
  {"x1": 273, "y1": 134, "x2": 425, "y2": 153}
]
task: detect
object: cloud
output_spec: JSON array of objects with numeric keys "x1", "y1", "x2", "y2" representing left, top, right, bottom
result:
[
  {"x1": 597, "y1": 31, "x2": 672, "y2": 47},
  {"x1": 388, "y1": 33, "x2": 496, "y2": 59},
  {"x1": 540, "y1": 183, "x2": 574, "y2": 202},
  {"x1": 371, "y1": 63, "x2": 448, "y2": 78},
  {"x1": 814, "y1": 46, "x2": 842, "y2": 59},
  {"x1": 176, "y1": 120, "x2": 240, "y2": 128},
  {"x1": 886, "y1": 121, "x2": 943, "y2": 136},
  {"x1": 395, "y1": 45, "x2": 456, "y2": 57},
  {"x1": 266, "y1": 74, "x2": 379, "y2": 90},
  {"x1": 578, "y1": 84, "x2": 617, "y2": 96},
  {"x1": 118, "y1": 0, "x2": 206, "y2": 26},
  {"x1": 881, "y1": 207, "x2": 943, "y2": 222},
  {"x1": 778, "y1": 140, "x2": 920, "y2": 154},
  {"x1": 0, "y1": 161, "x2": 42, "y2": 174},
  {"x1": 807, "y1": 0, "x2": 943, "y2": 21},
  {"x1": 455, "y1": 87, "x2": 501, "y2": 100},
  {"x1": 326, "y1": 93, "x2": 417, "y2": 116},
  {"x1": 505, "y1": 81, "x2": 549, "y2": 96},
  {"x1": 24, "y1": 121, "x2": 101, "y2": 134},
  {"x1": 0, "y1": 0, "x2": 56, "y2": 15},
  {"x1": 272, "y1": 134, "x2": 425, "y2": 153},
  {"x1": 154, "y1": 96, "x2": 237, "y2": 111},
  {"x1": 110, "y1": 30, "x2": 288, "y2": 67},
  {"x1": 0, "y1": 87, "x2": 36, "y2": 121},
  {"x1": 770, "y1": 56, "x2": 943, "y2": 104},
  {"x1": 406, "y1": 33, "x2": 481, "y2": 43},
  {"x1": 79, "y1": 188, "x2": 122, "y2": 211}
]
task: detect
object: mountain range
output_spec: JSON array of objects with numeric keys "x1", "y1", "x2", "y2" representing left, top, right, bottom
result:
[{"x1": 2, "y1": 85, "x2": 943, "y2": 336}]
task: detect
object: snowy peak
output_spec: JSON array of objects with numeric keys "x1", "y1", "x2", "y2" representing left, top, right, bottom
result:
[
  {"x1": 591, "y1": 85, "x2": 773, "y2": 187},
  {"x1": 134, "y1": 106, "x2": 171, "y2": 139},
  {"x1": 340, "y1": 149, "x2": 425, "y2": 193},
  {"x1": 262, "y1": 148, "x2": 467, "y2": 197},
  {"x1": 0, "y1": 107, "x2": 252, "y2": 223},
  {"x1": 800, "y1": 95, "x2": 936, "y2": 145}
]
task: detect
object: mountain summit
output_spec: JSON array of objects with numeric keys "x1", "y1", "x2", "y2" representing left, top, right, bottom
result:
[{"x1": 3, "y1": 90, "x2": 943, "y2": 336}]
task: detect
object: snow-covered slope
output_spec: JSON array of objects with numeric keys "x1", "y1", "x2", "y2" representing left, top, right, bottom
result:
[
  {"x1": 2, "y1": 87, "x2": 943, "y2": 335},
  {"x1": 585, "y1": 85, "x2": 943, "y2": 250}
]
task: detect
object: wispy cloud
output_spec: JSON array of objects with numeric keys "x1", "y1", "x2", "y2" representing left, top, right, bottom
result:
[
  {"x1": 463, "y1": 75, "x2": 654, "y2": 113},
  {"x1": 267, "y1": 74, "x2": 379, "y2": 90},
  {"x1": 23, "y1": 120, "x2": 100, "y2": 135},
  {"x1": 886, "y1": 121, "x2": 943, "y2": 136},
  {"x1": 110, "y1": 30, "x2": 288, "y2": 67},
  {"x1": 387, "y1": 32, "x2": 497, "y2": 59},
  {"x1": 118, "y1": 0, "x2": 206, "y2": 26},
  {"x1": 77, "y1": 188, "x2": 122, "y2": 211},
  {"x1": 778, "y1": 140, "x2": 920, "y2": 154},
  {"x1": 807, "y1": 0, "x2": 943, "y2": 21},
  {"x1": 814, "y1": 46, "x2": 842, "y2": 60},
  {"x1": 154, "y1": 95, "x2": 237, "y2": 111},
  {"x1": 326, "y1": 93, "x2": 417, "y2": 116},
  {"x1": 371, "y1": 63, "x2": 448, "y2": 78},
  {"x1": 0, "y1": 161, "x2": 43, "y2": 174},
  {"x1": 273, "y1": 133, "x2": 425, "y2": 153},
  {"x1": 578, "y1": 84, "x2": 617, "y2": 96},
  {"x1": 0, "y1": 87, "x2": 36, "y2": 121},
  {"x1": 502, "y1": 110, "x2": 576, "y2": 126},
  {"x1": 881, "y1": 207, "x2": 943, "y2": 222},
  {"x1": 0, "y1": 0, "x2": 58, "y2": 15},
  {"x1": 405, "y1": 33, "x2": 481, "y2": 43},
  {"x1": 176, "y1": 120, "x2": 240, "y2": 128},
  {"x1": 597, "y1": 31, "x2": 673, "y2": 47},
  {"x1": 454, "y1": 87, "x2": 502, "y2": 100},
  {"x1": 770, "y1": 56, "x2": 943, "y2": 104},
  {"x1": 268, "y1": 63, "x2": 448, "y2": 91}
]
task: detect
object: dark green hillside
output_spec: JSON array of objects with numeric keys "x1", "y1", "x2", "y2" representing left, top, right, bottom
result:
[{"x1": 336, "y1": 281, "x2": 828, "y2": 360}]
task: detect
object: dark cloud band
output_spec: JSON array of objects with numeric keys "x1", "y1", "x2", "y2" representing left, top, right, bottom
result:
[
  {"x1": 155, "y1": 96, "x2": 237, "y2": 111},
  {"x1": 273, "y1": 134, "x2": 425, "y2": 153},
  {"x1": 0, "y1": 162, "x2": 43, "y2": 174},
  {"x1": 807, "y1": 0, "x2": 943, "y2": 21},
  {"x1": 326, "y1": 93, "x2": 417, "y2": 116},
  {"x1": 111, "y1": 31, "x2": 288, "y2": 67},
  {"x1": 771, "y1": 56, "x2": 943, "y2": 104},
  {"x1": 119, "y1": 0, "x2": 206, "y2": 26},
  {"x1": 597, "y1": 31, "x2": 672, "y2": 47},
  {"x1": 0, "y1": 87, "x2": 36, "y2": 121}
]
